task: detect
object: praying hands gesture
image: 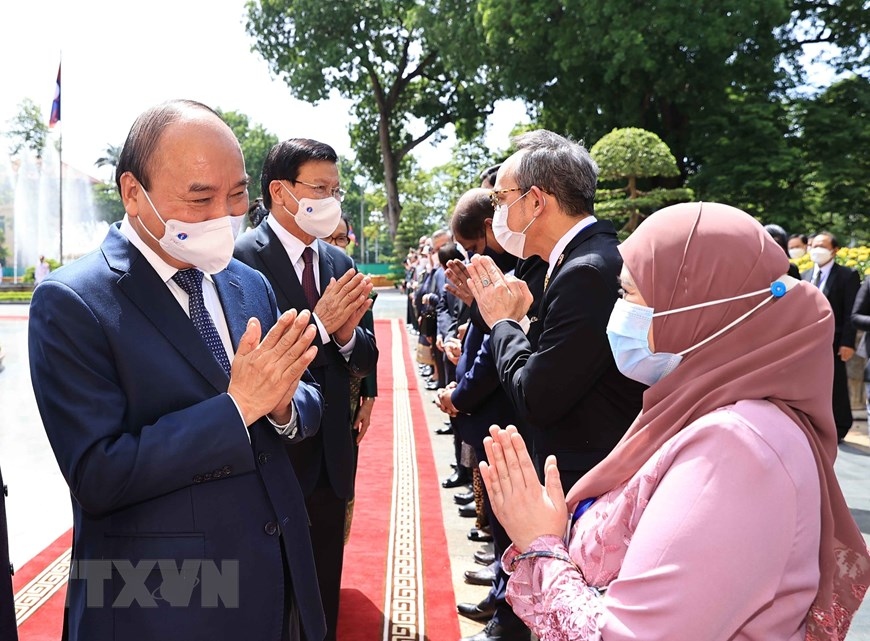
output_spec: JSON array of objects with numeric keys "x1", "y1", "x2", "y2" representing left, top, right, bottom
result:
[
  {"x1": 444, "y1": 259, "x2": 474, "y2": 306},
  {"x1": 465, "y1": 255, "x2": 533, "y2": 328},
  {"x1": 480, "y1": 425, "x2": 569, "y2": 551},
  {"x1": 229, "y1": 309, "x2": 318, "y2": 426},
  {"x1": 315, "y1": 269, "x2": 374, "y2": 346}
]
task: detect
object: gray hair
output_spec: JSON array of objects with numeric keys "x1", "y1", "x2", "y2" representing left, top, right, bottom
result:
[{"x1": 511, "y1": 130, "x2": 598, "y2": 217}]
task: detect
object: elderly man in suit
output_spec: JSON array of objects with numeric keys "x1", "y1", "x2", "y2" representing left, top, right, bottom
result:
[
  {"x1": 802, "y1": 231, "x2": 860, "y2": 441},
  {"x1": 465, "y1": 130, "x2": 646, "y2": 492},
  {"x1": 234, "y1": 139, "x2": 378, "y2": 641},
  {"x1": 28, "y1": 100, "x2": 325, "y2": 641}
]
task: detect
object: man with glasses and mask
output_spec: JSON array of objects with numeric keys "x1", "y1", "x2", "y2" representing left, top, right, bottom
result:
[
  {"x1": 465, "y1": 130, "x2": 646, "y2": 495},
  {"x1": 29, "y1": 100, "x2": 326, "y2": 641},
  {"x1": 234, "y1": 139, "x2": 378, "y2": 641}
]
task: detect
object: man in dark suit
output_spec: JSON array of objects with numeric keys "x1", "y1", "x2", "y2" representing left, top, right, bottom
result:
[
  {"x1": 466, "y1": 130, "x2": 646, "y2": 492},
  {"x1": 440, "y1": 188, "x2": 547, "y2": 641},
  {"x1": 802, "y1": 231, "x2": 860, "y2": 441},
  {"x1": 234, "y1": 139, "x2": 378, "y2": 641},
  {"x1": 28, "y1": 100, "x2": 325, "y2": 641}
]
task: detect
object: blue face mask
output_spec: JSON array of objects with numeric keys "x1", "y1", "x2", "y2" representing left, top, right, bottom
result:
[{"x1": 607, "y1": 275, "x2": 798, "y2": 386}]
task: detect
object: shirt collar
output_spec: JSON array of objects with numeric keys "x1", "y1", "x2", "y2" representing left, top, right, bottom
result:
[
  {"x1": 267, "y1": 214, "x2": 318, "y2": 264},
  {"x1": 815, "y1": 258, "x2": 835, "y2": 279},
  {"x1": 546, "y1": 215, "x2": 597, "y2": 278}
]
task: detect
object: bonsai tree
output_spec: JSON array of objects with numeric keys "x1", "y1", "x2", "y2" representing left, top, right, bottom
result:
[{"x1": 590, "y1": 127, "x2": 690, "y2": 233}]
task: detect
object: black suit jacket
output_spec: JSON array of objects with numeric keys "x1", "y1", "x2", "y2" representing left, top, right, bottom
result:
[
  {"x1": 802, "y1": 262, "x2": 860, "y2": 349},
  {"x1": 234, "y1": 223, "x2": 378, "y2": 499},
  {"x1": 490, "y1": 220, "x2": 646, "y2": 479}
]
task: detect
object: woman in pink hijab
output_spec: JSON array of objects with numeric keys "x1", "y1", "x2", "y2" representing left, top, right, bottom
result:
[{"x1": 480, "y1": 202, "x2": 870, "y2": 641}]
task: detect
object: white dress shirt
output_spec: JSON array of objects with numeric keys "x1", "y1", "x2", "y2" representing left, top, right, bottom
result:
[{"x1": 120, "y1": 216, "x2": 297, "y2": 438}]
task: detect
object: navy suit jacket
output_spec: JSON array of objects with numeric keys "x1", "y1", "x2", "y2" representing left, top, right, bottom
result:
[
  {"x1": 28, "y1": 224, "x2": 326, "y2": 641},
  {"x1": 234, "y1": 222, "x2": 378, "y2": 498},
  {"x1": 451, "y1": 324, "x2": 519, "y2": 453}
]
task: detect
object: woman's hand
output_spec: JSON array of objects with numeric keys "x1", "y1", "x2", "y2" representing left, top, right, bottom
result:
[{"x1": 480, "y1": 425, "x2": 568, "y2": 551}]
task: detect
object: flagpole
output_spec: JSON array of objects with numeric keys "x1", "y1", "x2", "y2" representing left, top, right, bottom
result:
[
  {"x1": 57, "y1": 55, "x2": 63, "y2": 264},
  {"x1": 58, "y1": 126, "x2": 63, "y2": 264}
]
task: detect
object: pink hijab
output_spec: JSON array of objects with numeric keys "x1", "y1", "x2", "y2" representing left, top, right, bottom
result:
[{"x1": 565, "y1": 202, "x2": 869, "y2": 640}]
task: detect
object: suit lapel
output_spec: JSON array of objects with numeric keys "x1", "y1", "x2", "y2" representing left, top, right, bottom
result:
[
  {"x1": 254, "y1": 224, "x2": 307, "y2": 310},
  {"x1": 213, "y1": 268, "x2": 248, "y2": 350},
  {"x1": 316, "y1": 240, "x2": 336, "y2": 294},
  {"x1": 104, "y1": 226, "x2": 229, "y2": 392}
]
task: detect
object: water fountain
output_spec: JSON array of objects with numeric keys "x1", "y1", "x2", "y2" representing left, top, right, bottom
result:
[{"x1": 1, "y1": 143, "x2": 108, "y2": 282}]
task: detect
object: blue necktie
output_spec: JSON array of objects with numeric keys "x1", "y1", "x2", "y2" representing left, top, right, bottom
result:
[{"x1": 172, "y1": 269, "x2": 231, "y2": 377}]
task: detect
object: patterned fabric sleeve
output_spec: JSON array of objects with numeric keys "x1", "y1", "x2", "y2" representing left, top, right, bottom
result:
[{"x1": 503, "y1": 535, "x2": 606, "y2": 641}]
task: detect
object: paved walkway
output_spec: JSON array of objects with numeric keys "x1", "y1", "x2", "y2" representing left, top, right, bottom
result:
[{"x1": 4, "y1": 290, "x2": 870, "y2": 639}]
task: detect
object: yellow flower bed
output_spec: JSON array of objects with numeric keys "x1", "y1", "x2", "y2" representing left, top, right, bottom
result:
[{"x1": 791, "y1": 247, "x2": 870, "y2": 278}]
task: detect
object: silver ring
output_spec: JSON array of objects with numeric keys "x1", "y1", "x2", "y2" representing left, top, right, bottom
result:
[{"x1": 481, "y1": 277, "x2": 491, "y2": 287}]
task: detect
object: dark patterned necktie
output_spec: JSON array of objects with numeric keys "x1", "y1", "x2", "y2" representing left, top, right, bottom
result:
[
  {"x1": 172, "y1": 269, "x2": 231, "y2": 376},
  {"x1": 301, "y1": 247, "x2": 320, "y2": 310},
  {"x1": 812, "y1": 269, "x2": 822, "y2": 287}
]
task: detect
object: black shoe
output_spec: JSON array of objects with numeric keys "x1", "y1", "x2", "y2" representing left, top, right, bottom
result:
[
  {"x1": 467, "y1": 526, "x2": 493, "y2": 542},
  {"x1": 442, "y1": 469, "x2": 470, "y2": 488},
  {"x1": 435, "y1": 425, "x2": 453, "y2": 435},
  {"x1": 474, "y1": 549, "x2": 496, "y2": 566},
  {"x1": 458, "y1": 503, "x2": 477, "y2": 518},
  {"x1": 460, "y1": 619, "x2": 531, "y2": 641},
  {"x1": 464, "y1": 565, "x2": 496, "y2": 586},
  {"x1": 456, "y1": 600, "x2": 497, "y2": 622},
  {"x1": 454, "y1": 490, "x2": 474, "y2": 505}
]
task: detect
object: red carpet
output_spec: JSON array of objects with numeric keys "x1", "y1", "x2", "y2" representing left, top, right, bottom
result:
[
  {"x1": 13, "y1": 318, "x2": 459, "y2": 641},
  {"x1": 339, "y1": 319, "x2": 459, "y2": 641}
]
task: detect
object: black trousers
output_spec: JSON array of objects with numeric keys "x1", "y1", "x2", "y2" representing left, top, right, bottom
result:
[
  {"x1": 302, "y1": 478, "x2": 348, "y2": 641},
  {"x1": 833, "y1": 346, "x2": 853, "y2": 440}
]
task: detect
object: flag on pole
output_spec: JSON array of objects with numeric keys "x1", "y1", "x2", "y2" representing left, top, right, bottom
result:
[
  {"x1": 49, "y1": 63, "x2": 61, "y2": 127},
  {"x1": 347, "y1": 223, "x2": 357, "y2": 244}
]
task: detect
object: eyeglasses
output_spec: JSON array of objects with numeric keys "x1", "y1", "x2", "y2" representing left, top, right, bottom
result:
[
  {"x1": 326, "y1": 234, "x2": 350, "y2": 247},
  {"x1": 295, "y1": 180, "x2": 346, "y2": 202},
  {"x1": 489, "y1": 187, "x2": 524, "y2": 209}
]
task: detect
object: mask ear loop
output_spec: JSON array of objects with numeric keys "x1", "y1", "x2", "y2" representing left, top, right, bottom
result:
[{"x1": 659, "y1": 274, "x2": 799, "y2": 357}]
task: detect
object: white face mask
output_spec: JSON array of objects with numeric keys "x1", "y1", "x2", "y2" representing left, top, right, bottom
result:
[
  {"x1": 492, "y1": 189, "x2": 534, "y2": 258},
  {"x1": 280, "y1": 182, "x2": 342, "y2": 238},
  {"x1": 788, "y1": 247, "x2": 806, "y2": 259},
  {"x1": 809, "y1": 247, "x2": 833, "y2": 266},
  {"x1": 139, "y1": 187, "x2": 235, "y2": 274},
  {"x1": 607, "y1": 275, "x2": 798, "y2": 386}
]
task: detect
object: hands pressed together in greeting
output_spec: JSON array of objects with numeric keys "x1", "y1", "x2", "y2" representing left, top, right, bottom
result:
[
  {"x1": 229, "y1": 309, "x2": 318, "y2": 427},
  {"x1": 479, "y1": 425, "x2": 569, "y2": 552},
  {"x1": 314, "y1": 268, "x2": 374, "y2": 346},
  {"x1": 464, "y1": 255, "x2": 533, "y2": 329}
]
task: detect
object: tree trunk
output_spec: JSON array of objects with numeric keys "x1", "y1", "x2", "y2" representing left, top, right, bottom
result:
[{"x1": 378, "y1": 106, "x2": 401, "y2": 238}]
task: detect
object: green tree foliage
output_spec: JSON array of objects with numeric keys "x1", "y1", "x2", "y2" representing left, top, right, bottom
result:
[
  {"x1": 798, "y1": 74, "x2": 870, "y2": 239},
  {"x1": 244, "y1": 0, "x2": 498, "y2": 237},
  {"x1": 479, "y1": 0, "x2": 793, "y2": 168},
  {"x1": 5, "y1": 99, "x2": 49, "y2": 159},
  {"x1": 92, "y1": 182, "x2": 126, "y2": 225},
  {"x1": 590, "y1": 128, "x2": 689, "y2": 233},
  {"x1": 92, "y1": 143, "x2": 126, "y2": 224},
  {"x1": 688, "y1": 87, "x2": 805, "y2": 225},
  {"x1": 0, "y1": 226, "x2": 8, "y2": 268},
  {"x1": 94, "y1": 144, "x2": 122, "y2": 179},
  {"x1": 216, "y1": 109, "x2": 279, "y2": 201}
]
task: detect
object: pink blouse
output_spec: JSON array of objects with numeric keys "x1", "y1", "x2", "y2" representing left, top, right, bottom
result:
[{"x1": 503, "y1": 399, "x2": 822, "y2": 640}]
